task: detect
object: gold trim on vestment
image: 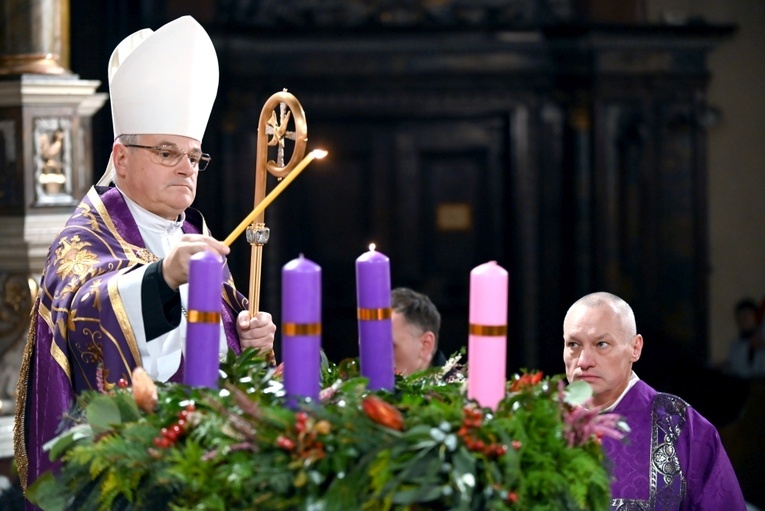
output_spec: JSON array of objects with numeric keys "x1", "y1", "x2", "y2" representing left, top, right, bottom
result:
[
  {"x1": 357, "y1": 307, "x2": 392, "y2": 321},
  {"x1": 468, "y1": 324, "x2": 507, "y2": 336},
  {"x1": 50, "y1": 332, "x2": 71, "y2": 380},
  {"x1": 37, "y1": 300, "x2": 54, "y2": 337},
  {"x1": 187, "y1": 311, "x2": 222, "y2": 324},
  {"x1": 41, "y1": 294, "x2": 71, "y2": 380},
  {"x1": 282, "y1": 322, "x2": 322, "y2": 336},
  {"x1": 14, "y1": 300, "x2": 39, "y2": 491},
  {"x1": 222, "y1": 279, "x2": 242, "y2": 312},
  {"x1": 88, "y1": 188, "x2": 140, "y2": 260}
]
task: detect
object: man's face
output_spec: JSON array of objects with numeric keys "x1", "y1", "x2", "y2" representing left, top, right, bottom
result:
[
  {"x1": 114, "y1": 134, "x2": 201, "y2": 220},
  {"x1": 563, "y1": 303, "x2": 642, "y2": 408},
  {"x1": 392, "y1": 311, "x2": 431, "y2": 376}
]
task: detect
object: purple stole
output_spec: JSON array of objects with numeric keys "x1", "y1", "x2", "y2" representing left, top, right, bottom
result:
[
  {"x1": 15, "y1": 186, "x2": 246, "y2": 494},
  {"x1": 603, "y1": 380, "x2": 747, "y2": 511}
]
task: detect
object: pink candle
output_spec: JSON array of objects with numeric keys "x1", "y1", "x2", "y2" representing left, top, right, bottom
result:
[
  {"x1": 467, "y1": 261, "x2": 508, "y2": 409},
  {"x1": 185, "y1": 250, "x2": 223, "y2": 388},
  {"x1": 282, "y1": 254, "x2": 322, "y2": 405},
  {"x1": 355, "y1": 244, "x2": 394, "y2": 391}
]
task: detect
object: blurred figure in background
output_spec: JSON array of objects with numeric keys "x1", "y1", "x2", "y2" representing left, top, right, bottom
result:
[{"x1": 726, "y1": 297, "x2": 765, "y2": 378}]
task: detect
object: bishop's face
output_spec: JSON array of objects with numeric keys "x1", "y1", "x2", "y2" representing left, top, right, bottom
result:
[
  {"x1": 114, "y1": 134, "x2": 201, "y2": 220},
  {"x1": 562, "y1": 303, "x2": 642, "y2": 408}
]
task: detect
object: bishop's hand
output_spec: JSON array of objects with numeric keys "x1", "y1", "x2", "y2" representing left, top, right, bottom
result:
[
  {"x1": 237, "y1": 310, "x2": 276, "y2": 354},
  {"x1": 161, "y1": 233, "x2": 230, "y2": 290}
]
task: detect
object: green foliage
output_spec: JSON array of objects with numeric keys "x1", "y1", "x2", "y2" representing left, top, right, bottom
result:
[{"x1": 27, "y1": 350, "x2": 614, "y2": 511}]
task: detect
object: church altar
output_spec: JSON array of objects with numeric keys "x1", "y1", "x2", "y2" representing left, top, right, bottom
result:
[{"x1": 27, "y1": 350, "x2": 622, "y2": 511}]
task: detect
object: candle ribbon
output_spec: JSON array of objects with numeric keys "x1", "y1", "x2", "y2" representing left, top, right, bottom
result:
[
  {"x1": 187, "y1": 310, "x2": 222, "y2": 324},
  {"x1": 468, "y1": 324, "x2": 508, "y2": 336},
  {"x1": 357, "y1": 307, "x2": 392, "y2": 321},
  {"x1": 282, "y1": 322, "x2": 322, "y2": 336}
]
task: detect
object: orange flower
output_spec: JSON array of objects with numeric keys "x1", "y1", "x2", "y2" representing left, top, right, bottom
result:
[
  {"x1": 132, "y1": 367, "x2": 158, "y2": 413},
  {"x1": 362, "y1": 395, "x2": 404, "y2": 431},
  {"x1": 508, "y1": 371, "x2": 544, "y2": 392}
]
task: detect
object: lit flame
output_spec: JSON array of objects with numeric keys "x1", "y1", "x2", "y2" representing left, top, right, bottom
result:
[
  {"x1": 311, "y1": 149, "x2": 328, "y2": 159},
  {"x1": 369, "y1": 243, "x2": 376, "y2": 251}
]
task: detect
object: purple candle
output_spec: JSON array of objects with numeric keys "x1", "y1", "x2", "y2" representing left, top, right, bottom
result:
[
  {"x1": 282, "y1": 254, "x2": 322, "y2": 405},
  {"x1": 355, "y1": 244, "x2": 394, "y2": 391},
  {"x1": 184, "y1": 250, "x2": 223, "y2": 388}
]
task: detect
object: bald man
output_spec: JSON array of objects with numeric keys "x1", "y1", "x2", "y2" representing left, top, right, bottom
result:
[{"x1": 563, "y1": 292, "x2": 745, "y2": 510}]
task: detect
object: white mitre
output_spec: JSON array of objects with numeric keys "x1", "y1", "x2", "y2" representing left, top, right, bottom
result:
[{"x1": 97, "y1": 16, "x2": 219, "y2": 186}]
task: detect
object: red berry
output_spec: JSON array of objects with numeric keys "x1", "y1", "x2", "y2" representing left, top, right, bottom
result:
[
  {"x1": 276, "y1": 436, "x2": 295, "y2": 450},
  {"x1": 117, "y1": 378, "x2": 128, "y2": 389}
]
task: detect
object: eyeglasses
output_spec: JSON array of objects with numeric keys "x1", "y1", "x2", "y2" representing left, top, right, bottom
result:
[{"x1": 124, "y1": 144, "x2": 211, "y2": 171}]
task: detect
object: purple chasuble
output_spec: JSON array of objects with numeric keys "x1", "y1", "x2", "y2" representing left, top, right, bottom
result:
[
  {"x1": 602, "y1": 380, "x2": 746, "y2": 511},
  {"x1": 15, "y1": 186, "x2": 246, "y2": 497}
]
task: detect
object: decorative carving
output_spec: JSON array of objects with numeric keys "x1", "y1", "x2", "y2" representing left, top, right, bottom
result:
[
  {"x1": 215, "y1": 0, "x2": 574, "y2": 28},
  {"x1": 33, "y1": 117, "x2": 72, "y2": 204},
  {"x1": 0, "y1": 272, "x2": 35, "y2": 358},
  {"x1": 0, "y1": 272, "x2": 36, "y2": 415}
]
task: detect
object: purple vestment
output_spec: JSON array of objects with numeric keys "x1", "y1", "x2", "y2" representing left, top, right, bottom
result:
[
  {"x1": 603, "y1": 380, "x2": 747, "y2": 510},
  {"x1": 14, "y1": 186, "x2": 246, "y2": 494}
]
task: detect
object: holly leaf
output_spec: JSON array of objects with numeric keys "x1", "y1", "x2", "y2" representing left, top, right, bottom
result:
[
  {"x1": 392, "y1": 484, "x2": 444, "y2": 504},
  {"x1": 26, "y1": 472, "x2": 71, "y2": 510},
  {"x1": 564, "y1": 380, "x2": 593, "y2": 406},
  {"x1": 86, "y1": 394, "x2": 122, "y2": 433},
  {"x1": 114, "y1": 390, "x2": 142, "y2": 422},
  {"x1": 44, "y1": 423, "x2": 94, "y2": 460}
]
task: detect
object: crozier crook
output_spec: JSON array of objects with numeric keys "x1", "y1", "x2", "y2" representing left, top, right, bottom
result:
[{"x1": 248, "y1": 90, "x2": 308, "y2": 316}]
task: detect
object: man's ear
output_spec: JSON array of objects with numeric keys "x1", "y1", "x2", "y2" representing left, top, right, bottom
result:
[
  {"x1": 112, "y1": 144, "x2": 130, "y2": 178},
  {"x1": 419, "y1": 331, "x2": 436, "y2": 364},
  {"x1": 630, "y1": 334, "x2": 644, "y2": 362}
]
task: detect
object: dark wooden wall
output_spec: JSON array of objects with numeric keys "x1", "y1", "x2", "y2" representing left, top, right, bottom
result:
[{"x1": 70, "y1": 0, "x2": 741, "y2": 420}]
